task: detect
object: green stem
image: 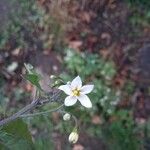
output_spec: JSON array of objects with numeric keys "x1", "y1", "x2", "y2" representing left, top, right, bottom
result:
[
  {"x1": 61, "y1": 110, "x2": 78, "y2": 129},
  {"x1": 20, "y1": 104, "x2": 64, "y2": 118}
]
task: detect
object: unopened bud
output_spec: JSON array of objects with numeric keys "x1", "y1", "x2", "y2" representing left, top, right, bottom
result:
[
  {"x1": 55, "y1": 80, "x2": 60, "y2": 85},
  {"x1": 63, "y1": 113, "x2": 71, "y2": 121},
  {"x1": 68, "y1": 132, "x2": 79, "y2": 144},
  {"x1": 50, "y1": 75, "x2": 57, "y2": 79}
]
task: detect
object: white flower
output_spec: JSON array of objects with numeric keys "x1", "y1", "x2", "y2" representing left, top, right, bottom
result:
[
  {"x1": 68, "y1": 132, "x2": 79, "y2": 144},
  {"x1": 63, "y1": 113, "x2": 71, "y2": 121},
  {"x1": 58, "y1": 76, "x2": 94, "y2": 108}
]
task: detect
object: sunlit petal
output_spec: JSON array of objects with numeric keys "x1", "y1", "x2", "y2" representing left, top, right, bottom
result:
[
  {"x1": 58, "y1": 85, "x2": 72, "y2": 95},
  {"x1": 77, "y1": 94, "x2": 92, "y2": 108},
  {"x1": 81, "y1": 85, "x2": 94, "y2": 94},
  {"x1": 65, "y1": 96, "x2": 77, "y2": 106},
  {"x1": 71, "y1": 76, "x2": 82, "y2": 89}
]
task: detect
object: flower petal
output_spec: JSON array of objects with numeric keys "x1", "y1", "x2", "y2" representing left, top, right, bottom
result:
[
  {"x1": 77, "y1": 94, "x2": 92, "y2": 108},
  {"x1": 81, "y1": 85, "x2": 94, "y2": 94},
  {"x1": 65, "y1": 96, "x2": 77, "y2": 106},
  {"x1": 58, "y1": 85, "x2": 72, "y2": 95},
  {"x1": 71, "y1": 76, "x2": 82, "y2": 89}
]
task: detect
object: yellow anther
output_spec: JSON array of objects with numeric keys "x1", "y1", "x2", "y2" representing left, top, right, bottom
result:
[{"x1": 72, "y1": 88, "x2": 80, "y2": 96}]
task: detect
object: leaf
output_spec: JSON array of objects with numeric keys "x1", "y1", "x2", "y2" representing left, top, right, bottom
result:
[
  {"x1": 2, "y1": 119, "x2": 32, "y2": 142},
  {"x1": 24, "y1": 63, "x2": 43, "y2": 91},
  {"x1": 24, "y1": 63, "x2": 34, "y2": 74},
  {"x1": 0, "y1": 119, "x2": 33, "y2": 150},
  {"x1": 24, "y1": 73, "x2": 42, "y2": 91}
]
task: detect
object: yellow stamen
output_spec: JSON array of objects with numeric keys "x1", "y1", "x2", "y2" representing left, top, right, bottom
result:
[{"x1": 72, "y1": 88, "x2": 80, "y2": 96}]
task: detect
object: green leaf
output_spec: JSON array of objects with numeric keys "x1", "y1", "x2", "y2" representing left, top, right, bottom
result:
[
  {"x1": 24, "y1": 63, "x2": 43, "y2": 91},
  {"x1": 0, "y1": 119, "x2": 33, "y2": 150},
  {"x1": 2, "y1": 119, "x2": 32, "y2": 142},
  {"x1": 24, "y1": 73, "x2": 42, "y2": 91}
]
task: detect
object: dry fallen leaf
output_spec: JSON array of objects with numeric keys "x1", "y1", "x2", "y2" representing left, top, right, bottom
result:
[
  {"x1": 68, "y1": 41, "x2": 83, "y2": 50},
  {"x1": 135, "y1": 118, "x2": 146, "y2": 125},
  {"x1": 25, "y1": 83, "x2": 34, "y2": 92},
  {"x1": 100, "y1": 48, "x2": 110, "y2": 58},
  {"x1": 92, "y1": 115, "x2": 103, "y2": 125},
  {"x1": 73, "y1": 144, "x2": 84, "y2": 150},
  {"x1": 12, "y1": 47, "x2": 21, "y2": 56},
  {"x1": 52, "y1": 112, "x2": 60, "y2": 124},
  {"x1": 79, "y1": 11, "x2": 91, "y2": 23}
]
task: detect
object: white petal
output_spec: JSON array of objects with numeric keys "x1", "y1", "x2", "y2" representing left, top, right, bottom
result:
[
  {"x1": 58, "y1": 85, "x2": 72, "y2": 95},
  {"x1": 71, "y1": 76, "x2": 82, "y2": 89},
  {"x1": 65, "y1": 96, "x2": 77, "y2": 106},
  {"x1": 81, "y1": 85, "x2": 94, "y2": 94},
  {"x1": 77, "y1": 94, "x2": 92, "y2": 108}
]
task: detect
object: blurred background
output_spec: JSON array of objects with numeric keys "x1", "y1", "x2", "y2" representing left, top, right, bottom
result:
[{"x1": 0, "y1": 0, "x2": 150, "y2": 149}]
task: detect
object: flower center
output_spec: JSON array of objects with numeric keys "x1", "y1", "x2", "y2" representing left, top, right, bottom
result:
[{"x1": 72, "y1": 88, "x2": 80, "y2": 96}]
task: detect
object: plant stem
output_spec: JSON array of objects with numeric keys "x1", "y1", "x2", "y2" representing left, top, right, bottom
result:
[
  {"x1": 0, "y1": 90, "x2": 62, "y2": 127},
  {"x1": 0, "y1": 99, "x2": 39, "y2": 126},
  {"x1": 20, "y1": 104, "x2": 64, "y2": 118}
]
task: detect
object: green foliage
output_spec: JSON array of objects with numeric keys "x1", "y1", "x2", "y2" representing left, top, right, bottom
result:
[
  {"x1": 126, "y1": 0, "x2": 150, "y2": 27},
  {"x1": 0, "y1": 119, "x2": 33, "y2": 150},
  {"x1": 126, "y1": 0, "x2": 150, "y2": 8},
  {"x1": 64, "y1": 49, "x2": 116, "y2": 80},
  {"x1": 61, "y1": 48, "x2": 143, "y2": 149},
  {"x1": 33, "y1": 137, "x2": 54, "y2": 150},
  {"x1": 0, "y1": 0, "x2": 64, "y2": 50},
  {"x1": 123, "y1": 80, "x2": 135, "y2": 95},
  {"x1": 0, "y1": 0, "x2": 36, "y2": 48},
  {"x1": 62, "y1": 49, "x2": 118, "y2": 114},
  {"x1": 102, "y1": 110, "x2": 141, "y2": 150}
]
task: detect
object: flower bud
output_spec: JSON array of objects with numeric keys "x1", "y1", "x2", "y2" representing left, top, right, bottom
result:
[
  {"x1": 63, "y1": 113, "x2": 71, "y2": 121},
  {"x1": 54, "y1": 80, "x2": 60, "y2": 85},
  {"x1": 68, "y1": 132, "x2": 79, "y2": 144},
  {"x1": 50, "y1": 75, "x2": 57, "y2": 79}
]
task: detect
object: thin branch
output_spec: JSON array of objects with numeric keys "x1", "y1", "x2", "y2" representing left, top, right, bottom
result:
[
  {"x1": 0, "y1": 90, "x2": 62, "y2": 127},
  {"x1": 0, "y1": 99, "x2": 40, "y2": 126},
  {"x1": 20, "y1": 104, "x2": 64, "y2": 118}
]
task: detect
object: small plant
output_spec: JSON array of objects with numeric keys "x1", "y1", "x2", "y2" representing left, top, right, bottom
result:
[
  {"x1": 0, "y1": 64, "x2": 95, "y2": 148},
  {"x1": 102, "y1": 110, "x2": 142, "y2": 150}
]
